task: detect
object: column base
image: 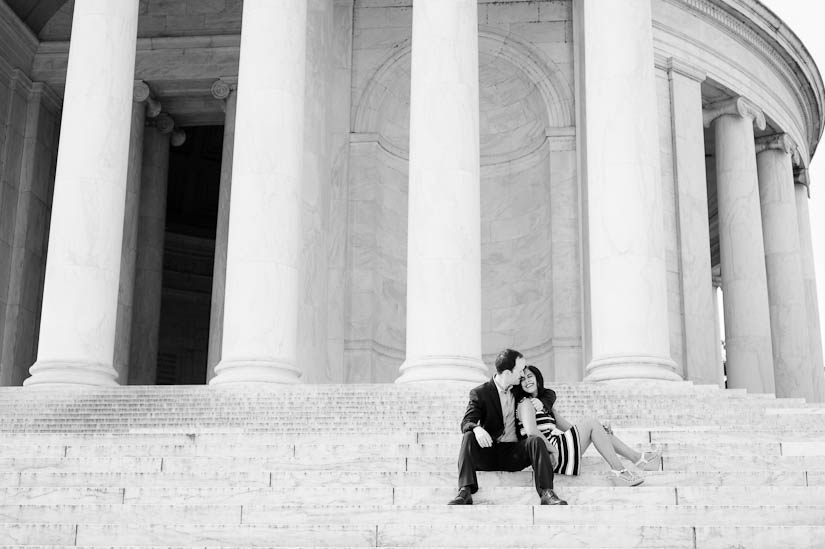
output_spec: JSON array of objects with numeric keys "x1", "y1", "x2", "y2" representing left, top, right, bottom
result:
[
  {"x1": 396, "y1": 355, "x2": 489, "y2": 384},
  {"x1": 24, "y1": 360, "x2": 119, "y2": 387},
  {"x1": 210, "y1": 359, "x2": 302, "y2": 385},
  {"x1": 584, "y1": 354, "x2": 682, "y2": 382}
]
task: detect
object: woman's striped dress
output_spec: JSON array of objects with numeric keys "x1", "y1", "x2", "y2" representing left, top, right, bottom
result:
[{"x1": 516, "y1": 397, "x2": 581, "y2": 476}]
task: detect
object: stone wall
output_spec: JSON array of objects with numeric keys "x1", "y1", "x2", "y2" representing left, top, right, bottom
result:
[
  {"x1": 0, "y1": 6, "x2": 59, "y2": 386},
  {"x1": 345, "y1": 0, "x2": 579, "y2": 382}
]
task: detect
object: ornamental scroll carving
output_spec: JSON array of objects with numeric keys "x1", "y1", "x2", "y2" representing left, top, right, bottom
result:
[{"x1": 702, "y1": 96, "x2": 766, "y2": 130}]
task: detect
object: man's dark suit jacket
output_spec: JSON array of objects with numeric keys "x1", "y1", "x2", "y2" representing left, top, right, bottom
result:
[{"x1": 460, "y1": 377, "x2": 508, "y2": 441}]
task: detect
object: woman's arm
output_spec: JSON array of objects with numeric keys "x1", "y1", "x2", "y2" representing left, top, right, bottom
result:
[
  {"x1": 518, "y1": 400, "x2": 559, "y2": 466},
  {"x1": 553, "y1": 407, "x2": 574, "y2": 431}
]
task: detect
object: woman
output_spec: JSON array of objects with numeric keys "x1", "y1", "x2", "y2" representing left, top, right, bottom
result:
[{"x1": 514, "y1": 365, "x2": 661, "y2": 486}]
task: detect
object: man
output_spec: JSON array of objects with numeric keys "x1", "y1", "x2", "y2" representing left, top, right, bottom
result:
[{"x1": 448, "y1": 348, "x2": 567, "y2": 505}]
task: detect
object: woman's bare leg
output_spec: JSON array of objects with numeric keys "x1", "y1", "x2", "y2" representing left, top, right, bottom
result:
[
  {"x1": 575, "y1": 418, "x2": 623, "y2": 470},
  {"x1": 608, "y1": 433, "x2": 642, "y2": 462}
]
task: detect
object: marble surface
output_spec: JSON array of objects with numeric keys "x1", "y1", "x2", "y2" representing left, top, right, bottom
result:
[
  {"x1": 127, "y1": 127, "x2": 169, "y2": 385},
  {"x1": 347, "y1": 2, "x2": 579, "y2": 382},
  {"x1": 205, "y1": 86, "x2": 236, "y2": 383},
  {"x1": 0, "y1": 75, "x2": 58, "y2": 388},
  {"x1": 581, "y1": 0, "x2": 678, "y2": 382},
  {"x1": 213, "y1": 0, "x2": 307, "y2": 384},
  {"x1": 663, "y1": 62, "x2": 720, "y2": 385},
  {"x1": 113, "y1": 98, "x2": 147, "y2": 384},
  {"x1": 795, "y1": 184, "x2": 825, "y2": 402},
  {"x1": 398, "y1": 0, "x2": 486, "y2": 383},
  {"x1": 708, "y1": 101, "x2": 775, "y2": 394},
  {"x1": 757, "y1": 141, "x2": 810, "y2": 400},
  {"x1": 26, "y1": 0, "x2": 140, "y2": 386}
]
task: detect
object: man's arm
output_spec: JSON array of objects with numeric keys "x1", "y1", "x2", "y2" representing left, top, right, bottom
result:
[
  {"x1": 460, "y1": 388, "x2": 494, "y2": 448},
  {"x1": 460, "y1": 388, "x2": 485, "y2": 433}
]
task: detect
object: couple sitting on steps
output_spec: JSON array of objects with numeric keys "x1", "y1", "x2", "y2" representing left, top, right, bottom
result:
[{"x1": 448, "y1": 348, "x2": 662, "y2": 505}]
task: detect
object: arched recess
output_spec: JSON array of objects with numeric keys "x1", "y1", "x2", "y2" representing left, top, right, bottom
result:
[{"x1": 344, "y1": 28, "x2": 581, "y2": 382}]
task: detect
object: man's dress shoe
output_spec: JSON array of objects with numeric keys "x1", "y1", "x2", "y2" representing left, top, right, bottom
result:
[
  {"x1": 540, "y1": 489, "x2": 568, "y2": 505},
  {"x1": 447, "y1": 487, "x2": 473, "y2": 505}
]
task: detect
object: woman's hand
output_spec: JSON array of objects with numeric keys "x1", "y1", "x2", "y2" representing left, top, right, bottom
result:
[{"x1": 545, "y1": 438, "x2": 559, "y2": 468}]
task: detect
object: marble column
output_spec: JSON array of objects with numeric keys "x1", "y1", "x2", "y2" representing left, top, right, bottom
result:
[
  {"x1": 25, "y1": 0, "x2": 140, "y2": 386},
  {"x1": 756, "y1": 134, "x2": 811, "y2": 399},
  {"x1": 703, "y1": 97, "x2": 774, "y2": 393},
  {"x1": 580, "y1": 0, "x2": 680, "y2": 382},
  {"x1": 666, "y1": 58, "x2": 720, "y2": 385},
  {"x1": 127, "y1": 116, "x2": 172, "y2": 385},
  {"x1": 794, "y1": 172, "x2": 825, "y2": 401},
  {"x1": 396, "y1": 0, "x2": 487, "y2": 384},
  {"x1": 211, "y1": 0, "x2": 307, "y2": 384},
  {"x1": 206, "y1": 78, "x2": 237, "y2": 383},
  {"x1": 712, "y1": 276, "x2": 724, "y2": 375},
  {"x1": 113, "y1": 81, "x2": 161, "y2": 384}
]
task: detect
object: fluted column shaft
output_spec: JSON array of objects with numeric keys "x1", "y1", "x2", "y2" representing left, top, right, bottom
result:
[
  {"x1": 396, "y1": 0, "x2": 486, "y2": 384},
  {"x1": 704, "y1": 97, "x2": 774, "y2": 393},
  {"x1": 25, "y1": 0, "x2": 140, "y2": 386},
  {"x1": 795, "y1": 179, "x2": 825, "y2": 401},
  {"x1": 581, "y1": 0, "x2": 679, "y2": 382},
  {"x1": 206, "y1": 79, "x2": 237, "y2": 383},
  {"x1": 756, "y1": 134, "x2": 811, "y2": 399},
  {"x1": 211, "y1": 0, "x2": 307, "y2": 385},
  {"x1": 127, "y1": 123, "x2": 171, "y2": 386}
]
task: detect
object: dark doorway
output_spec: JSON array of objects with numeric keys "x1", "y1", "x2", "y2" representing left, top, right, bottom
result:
[{"x1": 156, "y1": 126, "x2": 223, "y2": 384}]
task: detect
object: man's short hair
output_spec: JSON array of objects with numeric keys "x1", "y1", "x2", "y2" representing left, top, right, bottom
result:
[{"x1": 495, "y1": 348, "x2": 523, "y2": 374}]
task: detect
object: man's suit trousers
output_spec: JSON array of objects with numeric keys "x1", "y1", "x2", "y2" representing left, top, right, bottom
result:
[{"x1": 457, "y1": 432, "x2": 554, "y2": 495}]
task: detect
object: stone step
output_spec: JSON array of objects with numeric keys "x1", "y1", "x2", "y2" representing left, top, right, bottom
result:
[
  {"x1": 0, "y1": 440, "x2": 787, "y2": 459},
  {"x1": 0, "y1": 469, "x2": 808, "y2": 488},
  {"x1": 2, "y1": 503, "x2": 825, "y2": 527},
  {"x1": 0, "y1": 523, "x2": 700, "y2": 547},
  {"x1": 21, "y1": 452, "x2": 825, "y2": 476},
  {"x1": 4, "y1": 485, "x2": 823, "y2": 507},
  {"x1": 1, "y1": 523, "x2": 807, "y2": 548}
]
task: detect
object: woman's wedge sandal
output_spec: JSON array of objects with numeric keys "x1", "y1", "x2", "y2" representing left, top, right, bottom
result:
[
  {"x1": 634, "y1": 446, "x2": 663, "y2": 471},
  {"x1": 609, "y1": 468, "x2": 644, "y2": 487}
]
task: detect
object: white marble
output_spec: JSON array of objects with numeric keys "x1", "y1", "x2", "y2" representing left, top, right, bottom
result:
[
  {"x1": 397, "y1": 0, "x2": 487, "y2": 384},
  {"x1": 580, "y1": 0, "x2": 679, "y2": 382},
  {"x1": 666, "y1": 60, "x2": 720, "y2": 386},
  {"x1": 212, "y1": 0, "x2": 307, "y2": 384},
  {"x1": 795, "y1": 182, "x2": 825, "y2": 402},
  {"x1": 127, "y1": 126, "x2": 170, "y2": 386},
  {"x1": 25, "y1": 0, "x2": 140, "y2": 386},
  {"x1": 0, "y1": 80, "x2": 58, "y2": 387},
  {"x1": 756, "y1": 135, "x2": 811, "y2": 400},
  {"x1": 705, "y1": 97, "x2": 775, "y2": 394},
  {"x1": 206, "y1": 79, "x2": 237, "y2": 383},
  {"x1": 113, "y1": 89, "x2": 148, "y2": 384}
]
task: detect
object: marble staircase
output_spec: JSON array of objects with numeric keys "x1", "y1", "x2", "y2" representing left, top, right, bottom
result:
[{"x1": 0, "y1": 383, "x2": 824, "y2": 548}]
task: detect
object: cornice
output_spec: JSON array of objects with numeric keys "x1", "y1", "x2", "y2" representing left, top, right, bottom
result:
[{"x1": 671, "y1": 0, "x2": 823, "y2": 158}]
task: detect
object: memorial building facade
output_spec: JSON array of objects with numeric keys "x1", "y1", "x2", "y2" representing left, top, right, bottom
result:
[{"x1": 0, "y1": 0, "x2": 823, "y2": 401}]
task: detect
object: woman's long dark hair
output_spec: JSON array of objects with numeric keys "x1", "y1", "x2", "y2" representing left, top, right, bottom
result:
[{"x1": 513, "y1": 365, "x2": 556, "y2": 413}]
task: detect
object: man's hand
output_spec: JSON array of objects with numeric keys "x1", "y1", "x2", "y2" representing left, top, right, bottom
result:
[
  {"x1": 473, "y1": 426, "x2": 493, "y2": 448},
  {"x1": 544, "y1": 438, "x2": 559, "y2": 469}
]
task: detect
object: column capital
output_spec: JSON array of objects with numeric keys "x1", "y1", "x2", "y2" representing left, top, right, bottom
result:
[
  {"x1": 794, "y1": 166, "x2": 811, "y2": 196},
  {"x1": 755, "y1": 133, "x2": 799, "y2": 161},
  {"x1": 152, "y1": 112, "x2": 175, "y2": 133},
  {"x1": 133, "y1": 80, "x2": 161, "y2": 118},
  {"x1": 703, "y1": 96, "x2": 766, "y2": 130},
  {"x1": 211, "y1": 77, "x2": 238, "y2": 100}
]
